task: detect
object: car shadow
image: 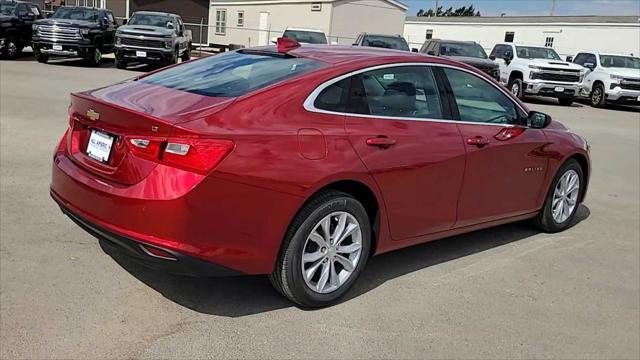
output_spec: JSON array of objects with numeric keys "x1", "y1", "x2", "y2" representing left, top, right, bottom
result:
[
  {"x1": 43, "y1": 57, "x2": 116, "y2": 69},
  {"x1": 573, "y1": 99, "x2": 640, "y2": 113},
  {"x1": 524, "y1": 96, "x2": 585, "y2": 108},
  {"x1": 100, "y1": 205, "x2": 590, "y2": 317}
]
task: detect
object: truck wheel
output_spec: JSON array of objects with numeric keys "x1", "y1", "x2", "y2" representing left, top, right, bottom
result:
[
  {"x1": 508, "y1": 78, "x2": 524, "y2": 99},
  {"x1": 35, "y1": 51, "x2": 49, "y2": 63},
  {"x1": 558, "y1": 98, "x2": 574, "y2": 106},
  {"x1": 181, "y1": 44, "x2": 191, "y2": 61},
  {"x1": 1, "y1": 38, "x2": 19, "y2": 59},
  {"x1": 115, "y1": 57, "x2": 127, "y2": 69},
  {"x1": 86, "y1": 48, "x2": 102, "y2": 67},
  {"x1": 171, "y1": 47, "x2": 179, "y2": 65},
  {"x1": 590, "y1": 83, "x2": 606, "y2": 108}
]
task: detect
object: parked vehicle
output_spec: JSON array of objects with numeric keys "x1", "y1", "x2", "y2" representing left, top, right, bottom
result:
[
  {"x1": 50, "y1": 40, "x2": 591, "y2": 307},
  {"x1": 352, "y1": 33, "x2": 409, "y2": 51},
  {"x1": 420, "y1": 39, "x2": 499, "y2": 80},
  {"x1": 279, "y1": 27, "x2": 328, "y2": 44},
  {"x1": 0, "y1": 0, "x2": 43, "y2": 59},
  {"x1": 490, "y1": 43, "x2": 584, "y2": 106},
  {"x1": 114, "y1": 11, "x2": 191, "y2": 69},
  {"x1": 572, "y1": 52, "x2": 640, "y2": 107},
  {"x1": 32, "y1": 6, "x2": 117, "y2": 66}
]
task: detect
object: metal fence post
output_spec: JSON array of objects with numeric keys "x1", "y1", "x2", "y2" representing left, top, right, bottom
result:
[{"x1": 199, "y1": 17, "x2": 204, "y2": 57}]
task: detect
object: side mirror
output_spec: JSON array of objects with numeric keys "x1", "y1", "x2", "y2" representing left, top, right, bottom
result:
[
  {"x1": 19, "y1": 12, "x2": 35, "y2": 21},
  {"x1": 528, "y1": 111, "x2": 552, "y2": 129},
  {"x1": 489, "y1": 55, "x2": 496, "y2": 60},
  {"x1": 583, "y1": 62, "x2": 595, "y2": 70},
  {"x1": 411, "y1": 48, "x2": 419, "y2": 53},
  {"x1": 427, "y1": 50, "x2": 436, "y2": 55},
  {"x1": 565, "y1": 56, "x2": 573, "y2": 62}
]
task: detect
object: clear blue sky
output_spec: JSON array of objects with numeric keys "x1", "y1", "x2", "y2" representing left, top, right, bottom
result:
[{"x1": 405, "y1": 0, "x2": 640, "y2": 17}]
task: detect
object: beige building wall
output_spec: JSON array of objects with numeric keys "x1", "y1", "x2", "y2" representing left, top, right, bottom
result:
[
  {"x1": 209, "y1": 2, "x2": 333, "y2": 47},
  {"x1": 330, "y1": 0, "x2": 406, "y2": 44}
]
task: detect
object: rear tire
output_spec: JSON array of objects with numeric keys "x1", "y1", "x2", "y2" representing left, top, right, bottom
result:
[
  {"x1": 534, "y1": 159, "x2": 584, "y2": 233},
  {"x1": 508, "y1": 78, "x2": 524, "y2": 99},
  {"x1": 590, "y1": 83, "x2": 606, "y2": 108},
  {"x1": 269, "y1": 190, "x2": 371, "y2": 308},
  {"x1": 1, "y1": 37, "x2": 19, "y2": 59},
  {"x1": 558, "y1": 98, "x2": 574, "y2": 106},
  {"x1": 85, "y1": 48, "x2": 102, "y2": 67}
]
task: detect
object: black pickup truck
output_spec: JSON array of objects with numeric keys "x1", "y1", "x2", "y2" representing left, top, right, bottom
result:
[
  {"x1": 31, "y1": 6, "x2": 117, "y2": 66},
  {"x1": 0, "y1": 0, "x2": 43, "y2": 59}
]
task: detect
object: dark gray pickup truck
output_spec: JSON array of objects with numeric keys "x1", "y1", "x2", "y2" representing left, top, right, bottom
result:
[{"x1": 114, "y1": 11, "x2": 191, "y2": 69}]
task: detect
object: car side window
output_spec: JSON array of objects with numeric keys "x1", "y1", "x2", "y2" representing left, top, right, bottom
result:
[
  {"x1": 573, "y1": 53, "x2": 586, "y2": 66},
  {"x1": 351, "y1": 66, "x2": 443, "y2": 119},
  {"x1": 443, "y1": 68, "x2": 518, "y2": 124},
  {"x1": 419, "y1": 41, "x2": 429, "y2": 53},
  {"x1": 314, "y1": 78, "x2": 351, "y2": 112},
  {"x1": 586, "y1": 54, "x2": 597, "y2": 67},
  {"x1": 491, "y1": 45, "x2": 509, "y2": 59}
]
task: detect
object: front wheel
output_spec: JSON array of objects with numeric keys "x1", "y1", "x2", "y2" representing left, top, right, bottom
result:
[
  {"x1": 508, "y1": 78, "x2": 524, "y2": 99},
  {"x1": 535, "y1": 159, "x2": 584, "y2": 233},
  {"x1": 35, "y1": 51, "x2": 49, "y2": 63},
  {"x1": 590, "y1": 83, "x2": 606, "y2": 108},
  {"x1": 1, "y1": 38, "x2": 19, "y2": 59},
  {"x1": 269, "y1": 190, "x2": 371, "y2": 307},
  {"x1": 181, "y1": 44, "x2": 191, "y2": 61},
  {"x1": 558, "y1": 98, "x2": 574, "y2": 106},
  {"x1": 85, "y1": 48, "x2": 102, "y2": 67}
]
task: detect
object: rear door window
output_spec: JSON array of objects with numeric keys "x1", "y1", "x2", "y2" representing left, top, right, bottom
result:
[{"x1": 141, "y1": 51, "x2": 325, "y2": 97}]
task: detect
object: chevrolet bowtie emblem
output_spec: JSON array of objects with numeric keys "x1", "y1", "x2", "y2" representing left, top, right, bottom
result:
[
  {"x1": 86, "y1": 109, "x2": 100, "y2": 121},
  {"x1": 138, "y1": 35, "x2": 145, "y2": 39}
]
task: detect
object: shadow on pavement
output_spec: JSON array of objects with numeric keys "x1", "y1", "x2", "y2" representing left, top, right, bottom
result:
[{"x1": 101, "y1": 205, "x2": 590, "y2": 317}]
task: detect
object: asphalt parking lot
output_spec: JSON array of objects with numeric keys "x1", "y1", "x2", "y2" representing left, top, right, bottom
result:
[{"x1": 1, "y1": 55, "x2": 639, "y2": 359}]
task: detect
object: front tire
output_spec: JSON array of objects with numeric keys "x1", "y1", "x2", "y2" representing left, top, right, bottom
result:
[
  {"x1": 1, "y1": 38, "x2": 19, "y2": 59},
  {"x1": 85, "y1": 48, "x2": 102, "y2": 67},
  {"x1": 508, "y1": 78, "x2": 524, "y2": 99},
  {"x1": 535, "y1": 159, "x2": 584, "y2": 233},
  {"x1": 181, "y1": 44, "x2": 191, "y2": 61},
  {"x1": 590, "y1": 83, "x2": 606, "y2": 108},
  {"x1": 269, "y1": 190, "x2": 371, "y2": 308}
]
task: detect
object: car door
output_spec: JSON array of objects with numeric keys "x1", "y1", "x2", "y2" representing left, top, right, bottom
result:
[
  {"x1": 176, "y1": 17, "x2": 186, "y2": 53},
  {"x1": 440, "y1": 67, "x2": 549, "y2": 227},
  {"x1": 340, "y1": 65, "x2": 466, "y2": 240}
]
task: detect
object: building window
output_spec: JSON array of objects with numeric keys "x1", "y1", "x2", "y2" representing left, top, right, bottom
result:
[
  {"x1": 237, "y1": 11, "x2": 244, "y2": 27},
  {"x1": 544, "y1": 37, "x2": 554, "y2": 47},
  {"x1": 311, "y1": 3, "x2": 322, "y2": 11},
  {"x1": 425, "y1": 29, "x2": 433, "y2": 40},
  {"x1": 215, "y1": 9, "x2": 227, "y2": 35},
  {"x1": 504, "y1": 32, "x2": 515, "y2": 42}
]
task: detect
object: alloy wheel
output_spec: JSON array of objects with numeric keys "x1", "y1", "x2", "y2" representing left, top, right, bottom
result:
[
  {"x1": 94, "y1": 49, "x2": 102, "y2": 64},
  {"x1": 511, "y1": 82, "x2": 520, "y2": 96},
  {"x1": 301, "y1": 211, "x2": 363, "y2": 294},
  {"x1": 551, "y1": 169, "x2": 580, "y2": 223},
  {"x1": 7, "y1": 42, "x2": 17, "y2": 58},
  {"x1": 591, "y1": 87, "x2": 602, "y2": 105}
]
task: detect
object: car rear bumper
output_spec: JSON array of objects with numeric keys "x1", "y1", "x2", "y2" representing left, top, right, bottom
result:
[{"x1": 52, "y1": 192, "x2": 243, "y2": 277}]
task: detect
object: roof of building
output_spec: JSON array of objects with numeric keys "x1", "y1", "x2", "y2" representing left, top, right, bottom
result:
[
  {"x1": 405, "y1": 15, "x2": 640, "y2": 24},
  {"x1": 210, "y1": 0, "x2": 408, "y2": 11}
]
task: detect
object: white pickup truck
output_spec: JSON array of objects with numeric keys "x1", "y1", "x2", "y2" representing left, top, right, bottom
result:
[
  {"x1": 489, "y1": 43, "x2": 584, "y2": 106},
  {"x1": 571, "y1": 52, "x2": 640, "y2": 107}
]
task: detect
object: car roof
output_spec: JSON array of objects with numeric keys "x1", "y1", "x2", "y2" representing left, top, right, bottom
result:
[
  {"x1": 249, "y1": 44, "x2": 433, "y2": 65},
  {"x1": 432, "y1": 39, "x2": 478, "y2": 45},
  {"x1": 361, "y1": 33, "x2": 404, "y2": 38},
  {"x1": 285, "y1": 27, "x2": 325, "y2": 33},
  {"x1": 132, "y1": 10, "x2": 175, "y2": 17}
]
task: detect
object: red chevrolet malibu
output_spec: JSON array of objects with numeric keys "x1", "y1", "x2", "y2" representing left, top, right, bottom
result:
[{"x1": 51, "y1": 39, "x2": 590, "y2": 307}]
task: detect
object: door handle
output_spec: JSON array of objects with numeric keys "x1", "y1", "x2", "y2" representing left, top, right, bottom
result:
[
  {"x1": 366, "y1": 136, "x2": 396, "y2": 149},
  {"x1": 466, "y1": 136, "x2": 490, "y2": 147}
]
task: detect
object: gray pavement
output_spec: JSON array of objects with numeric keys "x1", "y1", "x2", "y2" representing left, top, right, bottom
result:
[{"x1": 1, "y1": 56, "x2": 639, "y2": 359}]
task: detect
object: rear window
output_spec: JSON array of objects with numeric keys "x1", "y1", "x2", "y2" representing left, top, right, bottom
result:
[
  {"x1": 362, "y1": 36, "x2": 409, "y2": 51},
  {"x1": 141, "y1": 51, "x2": 325, "y2": 97}
]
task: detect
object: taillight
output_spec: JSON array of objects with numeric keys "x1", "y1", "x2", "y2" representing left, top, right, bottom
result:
[{"x1": 126, "y1": 137, "x2": 234, "y2": 175}]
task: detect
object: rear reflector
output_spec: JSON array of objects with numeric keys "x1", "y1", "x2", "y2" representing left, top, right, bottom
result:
[
  {"x1": 139, "y1": 244, "x2": 177, "y2": 261},
  {"x1": 125, "y1": 136, "x2": 234, "y2": 175}
]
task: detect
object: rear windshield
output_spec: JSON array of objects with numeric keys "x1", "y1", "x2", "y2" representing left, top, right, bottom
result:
[
  {"x1": 141, "y1": 51, "x2": 325, "y2": 97},
  {"x1": 363, "y1": 36, "x2": 409, "y2": 51},
  {"x1": 440, "y1": 42, "x2": 487, "y2": 59},
  {"x1": 51, "y1": 7, "x2": 99, "y2": 21},
  {"x1": 283, "y1": 30, "x2": 327, "y2": 44}
]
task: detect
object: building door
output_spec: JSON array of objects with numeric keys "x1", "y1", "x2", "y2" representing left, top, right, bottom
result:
[{"x1": 258, "y1": 12, "x2": 269, "y2": 46}]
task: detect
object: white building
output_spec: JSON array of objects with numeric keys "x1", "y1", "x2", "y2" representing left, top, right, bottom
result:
[
  {"x1": 404, "y1": 16, "x2": 640, "y2": 58},
  {"x1": 208, "y1": 0, "x2": 407, "y2": 47}
]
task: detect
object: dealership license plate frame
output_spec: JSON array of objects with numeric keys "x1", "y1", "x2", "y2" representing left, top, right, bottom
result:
[
  {"x1": 136, "y1": 51, "x2": 147, "y2": 58},
  {"x1": 86, "y1": 129, "x2": 115, "y2": 163},
  {"x1": 52, "y1": 45, "x2": 63, "y2": 51},
  {"x1": 554, "y1": 86, "x2": 565, "y2": 92}
]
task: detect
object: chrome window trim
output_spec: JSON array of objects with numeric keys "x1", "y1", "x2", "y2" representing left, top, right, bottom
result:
[{"x1": 303, "y1": 62, "x2": 528, "y2": 128}]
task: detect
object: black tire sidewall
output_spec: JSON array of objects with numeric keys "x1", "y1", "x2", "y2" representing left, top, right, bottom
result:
[
  {"x1": 508, "y1": 78, "x2": 523, "y2": 99},
  {"x1": 591, "y1": 84, "x2": 605, "y2": 107},
  {"x1": 538, "y1": 159, "x2": 584, "y2": 232},
  {"x1": 283, "y1": 194, "x2": 371, "y2": 307}
]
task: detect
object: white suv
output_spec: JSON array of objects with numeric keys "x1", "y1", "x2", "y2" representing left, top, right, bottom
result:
[
  {"x1": 572, "y1": 52, "x2": 640, "y2": 107},
  {"x1": 490, "y1": 43, "x2": 584, "y2": 106}
]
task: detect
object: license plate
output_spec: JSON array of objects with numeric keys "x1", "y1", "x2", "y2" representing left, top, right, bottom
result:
[
  {"x1": 87, "y1": 130, "x2": 114, "y2": 163},
  {"x1": 637, "y1": 96, "x2": 640, "y2": 101},
  {"x1": 554, "y1": 87, "x2": 565, "y2": 92},
  {"x1": 53, "y1": 45, "x2": 62, "y2": 51},
  {"x1": 136, "y1": 51, "x2": 147, "y2": 57}
]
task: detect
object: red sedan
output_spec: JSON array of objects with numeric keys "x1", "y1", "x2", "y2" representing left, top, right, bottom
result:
[{"x1": 50, "y1": 39, "x2": 590, "y2": 307}]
